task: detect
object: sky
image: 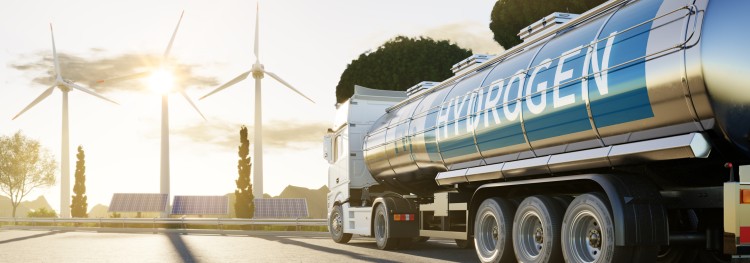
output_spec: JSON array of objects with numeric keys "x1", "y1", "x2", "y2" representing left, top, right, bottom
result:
[{"x1": 0, "y1": 0, "x2": 503, "y2": 214}]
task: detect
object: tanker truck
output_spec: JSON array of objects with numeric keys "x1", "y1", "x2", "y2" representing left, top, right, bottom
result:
[{"x1": 324, "y1": 0, "x2": 750, "y2": 262}]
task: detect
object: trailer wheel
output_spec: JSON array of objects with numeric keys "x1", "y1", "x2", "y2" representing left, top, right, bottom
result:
[
  {"x1": 562, "y1": 193, "x2": 625, "y2": 263},
  {"x1": 513, "y1": 195, "x2": 564, "y2": 263},
  {"x1": 329, "y1": 205, "x2": 352, "y2": 244},
  {"x1": 474, "y1": 197, "x2": 516, "y2": 263},
  {"x1": 374, "y1": 204, "x2": 400, "y2": 250}
]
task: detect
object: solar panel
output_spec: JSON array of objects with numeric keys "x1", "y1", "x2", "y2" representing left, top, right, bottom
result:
[
  {"x1": 253, "y1": 198, "x2": 309, "y2": 219},
  {"x1": 171, "y1": 195, "x2": 229, "y2": 215},
  {"x1": 108, "y1": 193, "x2": 169, "y2": 212}
]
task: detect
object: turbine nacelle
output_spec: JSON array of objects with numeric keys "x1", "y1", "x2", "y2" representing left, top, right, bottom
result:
[
  {"x1": 148, "y1": 68, "x2": 176, "y2": 94},
  {"x1": 252, "y1": 63, "x2": 265, "y2": 79},
  {"x1": 57, "y1": 82, "x2": 72, "y2": 92}
]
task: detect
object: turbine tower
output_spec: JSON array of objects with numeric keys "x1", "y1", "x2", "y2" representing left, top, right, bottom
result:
[
  {"x1": 96, "y1": 11, "x2": 205, "y2": 217},
  {"x1": 13, "y1": 24, "x2": 119, "y2": 218},
  {"x1": 201, "y1": 3, "x2": 314, "y2": 199}
]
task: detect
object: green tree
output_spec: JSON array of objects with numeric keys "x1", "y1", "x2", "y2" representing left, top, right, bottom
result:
[
  {"x1": 234, "y1": 126, "x2": 254, "y2": 218},
  {"x1": 335, "y1": 36, "x2": 472, "y2": 103},
  {"x1": 71, "y1": 146, "x2": 88, "y2": 218},
  {"x1": 0, "y1": 131, "x2": 56, "y2": 217},
  {"x1": 489, "y1": 0, "x2": 606, "y2": 48},
  {"x1": 28, "y1": 207, "x2": 57, "y2": 218}
]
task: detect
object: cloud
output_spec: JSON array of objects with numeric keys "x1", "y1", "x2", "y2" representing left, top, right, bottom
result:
[
  {"x1": 173, "y1": 120, "x2": 329, "y2": 151},
  {"x1": 422, "y1": 22, "x2": 506, "y2": 54},
  {"x1": 10, "y1": 51, "x2": 219, "y2": 93}
]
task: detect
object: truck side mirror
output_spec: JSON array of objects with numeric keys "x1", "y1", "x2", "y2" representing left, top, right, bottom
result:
[{"x1": 323, "y1": 134, "x2": 334, "y2": 164}]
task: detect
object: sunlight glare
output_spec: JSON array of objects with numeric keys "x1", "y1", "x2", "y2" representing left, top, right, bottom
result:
[{"x1": 148, "y1": 69, "x2": 175, "y2": 94}]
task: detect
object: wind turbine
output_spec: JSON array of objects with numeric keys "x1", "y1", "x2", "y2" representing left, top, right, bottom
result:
[
  {"x1": 13, "y1": 24, "x2": 119, "y2": 218},
  {"x1": 95, "y1": 11, "x2": 205, "y2": 217},
  {"x1": 201, "y1": 4, "x2": 315, "y2": 199}
]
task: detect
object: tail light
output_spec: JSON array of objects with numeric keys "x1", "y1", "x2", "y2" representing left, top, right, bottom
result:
[
  {"x1": 741, "y1": 189, "x2": 750, "y2": 204},
  {"x1": 393, "y1": 213, "x2": 415, "y2": 221}
]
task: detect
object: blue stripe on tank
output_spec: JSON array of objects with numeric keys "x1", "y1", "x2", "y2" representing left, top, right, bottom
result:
[{"x1": 589, "y1": 0, "x2": 661, "y2": 127}]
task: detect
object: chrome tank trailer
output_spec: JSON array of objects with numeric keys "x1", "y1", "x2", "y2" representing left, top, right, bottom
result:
[{"x1": 362, "y1": 0, "x2": 750, "y2": 195}]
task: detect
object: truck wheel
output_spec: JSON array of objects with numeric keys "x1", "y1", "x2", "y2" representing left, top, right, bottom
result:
[
  {"x1": 474, "y1": 197, "x2": 516, "y2": 263},
  {"x1": 562, "y1": 193, "x2": 623, "y2": 263},
  {"x1": 374, "y1": 204, "x2": 400, "y2": 250},
  {"x1": 513, "y1": 195, "x2": 564, "y2": 263},
  {"x1": 329, "y1": 205, "x2": 352, "y2": 244}
]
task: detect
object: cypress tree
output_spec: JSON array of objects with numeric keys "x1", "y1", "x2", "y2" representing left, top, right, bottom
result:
[
  {"x1": 234, "y1": 126, "x2": 254, "y2": 218},
  {"x1": 71, "y1": 145, "x2": 88, "y2": 218}
]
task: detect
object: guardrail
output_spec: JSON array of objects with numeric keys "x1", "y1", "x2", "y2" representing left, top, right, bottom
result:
[{"x1": 0, "y1": 217, "x2": 327, "y2": 233}]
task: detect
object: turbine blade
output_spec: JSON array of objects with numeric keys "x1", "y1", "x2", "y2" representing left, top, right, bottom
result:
[
  {"x1": 93, "y1": 71, "x2": 150, "y2": 86},
  {"x1": 13, "y1": 86, "x2": 56, "y2": 120},
  {"x1": 180, "y1": 91, "x2": 207, "y2": 121},
  {"x1": 164, "y1": 10, "x2": 185, "y2": 60},
  {"x1": 199, "y1": 71, "x2": 251, "y2": 100},
  {"x1": 254, "y1": 3, "x2": 259, "y2": 61},
  {"x1": 66, "y1": 82, "x2": 119, "y2": 105},
  {"x1": 50, "y1": 24, "x2": 60, "y2": 78},
  {"x1": 264, "y1": 70, "x2": 315, "y2": 103}
]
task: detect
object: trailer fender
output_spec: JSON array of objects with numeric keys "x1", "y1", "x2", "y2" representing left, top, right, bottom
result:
[
  {"x1": 371, "y1": 196, "x2": 420, "y2": 238},
  {"x1": 470, "y1": 174, "x2": 668, "y2": 246}
]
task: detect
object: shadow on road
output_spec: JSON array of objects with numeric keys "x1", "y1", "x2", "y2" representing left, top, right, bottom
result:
[
  {"x1": 345, "y1": 239, "x2": 478, "y2": 262},
  {"x1": 0, "y1": 230, "x2": 68, "y2": 245},
  {"x1": 166, "y1": 233, "x2": 197, "y2": 263},
  {"x1": 259, "y1": 235, "x2": 399, "y2": 263}
]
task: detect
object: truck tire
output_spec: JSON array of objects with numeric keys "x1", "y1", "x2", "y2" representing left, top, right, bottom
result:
[
  {"x1": 513, "y1": 195, "x2": 564, "y2": 263},
  {"x1": 374, "y1": 204, "x2": 400, "y2": 250},
  {"x1": 329, "y1": 205, "x2": 352, "y2": 244},
  {"x1": 474, "y1": 197, "x2": 516, "y2": 263},
  {"x1": 562, "y1": 193, "x2": 653, "y2": 263}
]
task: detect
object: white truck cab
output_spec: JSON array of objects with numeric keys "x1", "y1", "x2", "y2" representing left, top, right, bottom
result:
[{"x1": 325, "y1": 86, "x2": 406, "y2": 236}]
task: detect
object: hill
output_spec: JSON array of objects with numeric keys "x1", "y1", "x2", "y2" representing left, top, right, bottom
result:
[
  {"x1": 0, "y1": 195, "x2": 55, "y2": 217},
  {"x1": 275, "y1": 185, "x2": 328, "y2": 219},
  {"x1": 88, "y1": 204, "x2": 111, "y2": 218}
]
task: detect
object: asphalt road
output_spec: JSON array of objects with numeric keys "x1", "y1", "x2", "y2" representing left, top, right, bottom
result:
[{"x1": 0, "y1": 229, "x2": 478, "y2": 262}]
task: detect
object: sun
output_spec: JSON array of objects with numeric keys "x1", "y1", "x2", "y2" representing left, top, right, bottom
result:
[{"x1": 148, "y1": 68, "x2": 175, "y2": 94}]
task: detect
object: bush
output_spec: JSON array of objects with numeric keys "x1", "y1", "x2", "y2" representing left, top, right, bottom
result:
[{"x1": 27, "y1": 208, "x2": 57, "y2": 218}]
